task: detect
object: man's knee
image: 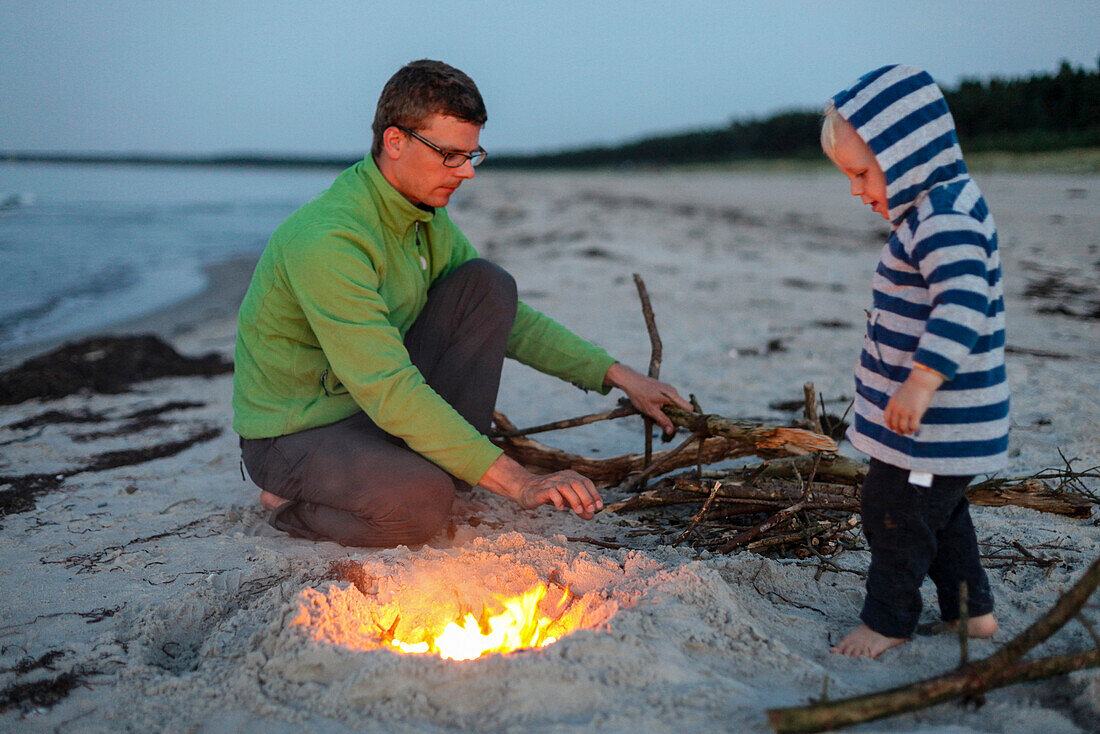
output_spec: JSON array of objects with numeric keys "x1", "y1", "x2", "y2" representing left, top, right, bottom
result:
[{"x1": 453, "y1": 258, "x2": 517, "y2": 311}]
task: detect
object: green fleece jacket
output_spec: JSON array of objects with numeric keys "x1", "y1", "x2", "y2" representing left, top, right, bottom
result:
[{"x1": 232, "y1": 156, "x2": 616, "y2": 485}]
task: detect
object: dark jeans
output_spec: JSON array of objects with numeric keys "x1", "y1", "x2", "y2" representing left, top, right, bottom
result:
[
  {"x1": 241, "y1": 259, "x2": 517, "y2": 548},
  {"x1": 860, "y1": 458, "x2": 994, "y2": 638}
]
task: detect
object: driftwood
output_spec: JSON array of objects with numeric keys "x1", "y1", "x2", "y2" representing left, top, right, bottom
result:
[
  {"x1": 767, "y1": 554, "x2": 1100, "y2": 733},
  {"x1": 604, "y1": 475, "x2": 858, "y2": 514},
  {"x1": 713, "y1": 454, "x2": 868, "y2": 486},
  {"x1": 674, "y1": 455, "x2": 1093, "y2": 519},
  {"x1": 600, "y1": 452, "x2": 1095, "y2": 562},
  {"x1": 717, "y1": 455, "x2": 821, "y2": 553},
  {"x1": 968, "y1": 477, "x2": 1093, "y2": 519},
  {"x1": 633, "y1": 273, "x2": 662, "y2": 470},
  {"x1": 492, "y1": 409, "x2": 838, "y2": 487},
  {"x1": 662, "y1": 406, "x2": 838, "y2": 458}
]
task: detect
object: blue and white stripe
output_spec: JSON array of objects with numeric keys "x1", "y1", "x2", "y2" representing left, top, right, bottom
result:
[{"x1": 833, "y1": 65, "x2": 1009, "y2": 475}]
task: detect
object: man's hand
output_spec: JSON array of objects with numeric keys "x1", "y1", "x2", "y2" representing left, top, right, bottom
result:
[
  {"x1": 603, "y1": 362, "x2": 693, "y2": 435},
  {"x1": 479, "y1": 454, "x2": 603, "y2": 520},
  {"x1": 884, "y1": 365, "x2": 945, "y2": 436}
]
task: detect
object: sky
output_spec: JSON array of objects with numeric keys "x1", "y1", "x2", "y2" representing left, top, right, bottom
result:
[{"x1": 1, "y1": 1, "x2": 1097, "y2": 156}]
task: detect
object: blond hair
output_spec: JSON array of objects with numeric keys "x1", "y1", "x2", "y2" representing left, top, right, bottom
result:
[{"x1": 820, "y1": 100, "x2": 847, "y2": 158}]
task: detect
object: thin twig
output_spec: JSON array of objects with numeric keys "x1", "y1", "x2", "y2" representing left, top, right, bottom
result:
[
  {"x1": 803, "y1": 382, "x2": 823, "y2": 434},
  {"x1": 564, "y1": 536, "x2": 628, "y2": 550},
  {"x1": 717, "y1": 454, "x2": 822, "y2": 553},
  {"x1": 489, "y1": 403, "x2": 638, "y2": 438},
  {"x1": 633, "y1": 273, "x2": 661, "y2": 470},
  {"x1": 672, "y1": 481, "x2": 723, "y2": 547},
  {"x1": 632, "y1": 273, "x2": 662, "y2": 380},
  {"x1": 634, "y1": 431, "x2": 704, "y2": 491}
]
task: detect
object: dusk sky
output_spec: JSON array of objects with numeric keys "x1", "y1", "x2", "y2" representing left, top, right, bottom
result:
[{"x1": 2, "y1": 1, "x2": 1097, "y2": 156}]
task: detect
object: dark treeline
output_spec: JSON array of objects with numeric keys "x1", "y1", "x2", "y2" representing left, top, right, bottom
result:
[
  {"x1": 0, "y1": 151, "x2": 358, "y2": 169},
  {"x1": 4, "y1": 59, "x2": 1096, "y2": 171},
  {"x1": 487, "y1": 58, "x2": 1100, "y2": 169}
]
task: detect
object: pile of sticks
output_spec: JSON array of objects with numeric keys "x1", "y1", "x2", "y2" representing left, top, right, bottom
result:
[{"x1": 492, "y1": 274, "x2": 1097, "y2": 562}]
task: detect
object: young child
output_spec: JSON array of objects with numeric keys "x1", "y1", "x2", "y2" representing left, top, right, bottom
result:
[{"x1": 820, "y1": 65, "x2": 1008, "y2": 659}]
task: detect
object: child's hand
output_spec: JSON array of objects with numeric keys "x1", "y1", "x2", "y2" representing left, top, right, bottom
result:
[{"x1": 884, "y1": 366, "x2": 945, "y2": 435}]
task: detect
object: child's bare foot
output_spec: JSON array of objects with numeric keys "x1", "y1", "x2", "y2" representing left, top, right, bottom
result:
[
  {"x1": 944, "y1": 613, "x2": 998, "y2": 638},
  {"x1": 260, "y1": 490, "x2": 291, "y2": 511},
  {"x1": 830, "y1": 624, "x2": 908, "y2": 659}
]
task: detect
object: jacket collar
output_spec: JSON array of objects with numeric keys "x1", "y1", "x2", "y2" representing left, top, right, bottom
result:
[{"x1": 359, "y1": 155, "x2": 436, "y2": 234}]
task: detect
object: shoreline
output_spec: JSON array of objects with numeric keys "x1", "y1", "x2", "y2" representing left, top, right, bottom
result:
[{"x1": 0, "y1": 252, "x2": 258, "y2": 369}]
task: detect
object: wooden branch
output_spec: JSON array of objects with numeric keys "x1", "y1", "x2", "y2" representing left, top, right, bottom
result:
[
  {"x1": 662, "y1": 474, "x2": 858, "y2": 507},
  {"x1": 766, "y1": 554, "x2": 1100, "y2": 733},
  {"x1": 967, "y1": 477, "x2": 1093, "y2": 518},
  {"x1": 632, "y1": 431, "x2": 703, "y2": 489},
  {"x1": 663, "y1": 406, "x2": 838, "y2": 456},
  {"x1": 803, "y1": 382, "x2": 823, "y2": 434},
  {"x1": 633, "y1": 273, "x2": 661, "y2": 469},
  {"x1": 492, "y1": 409, "x2": 838, "y2": 487},
  {"x1": 673, "y1": 481, "x2": 723, "y2": 546},
  {"x1": 660, "y1": 457, "x2": 1091, "y2": 519},
  {"x1": 717, "y1": 455, "x2": 821, "y2": 553},
  {"x1": 699, "y1": 455, "x2": 868, "y2": 487},
  {"x1": 632, "y1": 273, "x2": 662, "y2": 380},
  {"x1": 489, "y1": 403, "x2": 638, "y2": 438}
]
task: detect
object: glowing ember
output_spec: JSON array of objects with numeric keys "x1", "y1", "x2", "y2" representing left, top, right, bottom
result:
[{"x1": 380, "y1": 582, "x2": 567, "y2": 661}]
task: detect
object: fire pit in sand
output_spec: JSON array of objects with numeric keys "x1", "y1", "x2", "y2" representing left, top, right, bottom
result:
[{"x1": 291, "y1": 563, "x2": 617, "y2": 662}]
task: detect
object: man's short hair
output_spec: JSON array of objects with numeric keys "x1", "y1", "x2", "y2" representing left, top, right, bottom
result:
[{"x1": 371, "y1": 60, "x2": 487, "y2": 156}]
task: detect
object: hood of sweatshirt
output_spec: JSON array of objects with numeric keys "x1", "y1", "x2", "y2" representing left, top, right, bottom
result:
[{"x1": 831, "y1": 65, "x2": 968, "y2": 228}]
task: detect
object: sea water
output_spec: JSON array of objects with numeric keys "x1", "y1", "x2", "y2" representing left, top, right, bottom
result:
[{"x1": 0, "y1": 161, "x2": 343, "y2": 352}]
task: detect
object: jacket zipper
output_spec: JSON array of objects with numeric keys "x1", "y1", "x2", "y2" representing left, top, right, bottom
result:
[{"x1": 414, "y1": 221, "x2": 427, "y2": 271}]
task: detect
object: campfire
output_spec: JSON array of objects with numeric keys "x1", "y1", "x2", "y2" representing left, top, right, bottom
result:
[
  {"x1": 381, "y1": 582, "x2": 565, "y2": 660},
  {"x1": 292, "y1": 562, "x2": 616, "y2": 662}
]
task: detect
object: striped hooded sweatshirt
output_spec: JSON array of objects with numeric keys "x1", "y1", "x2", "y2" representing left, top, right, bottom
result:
[{"x1": 832, "y1": 65, "x2": 1009, "y2": 475}]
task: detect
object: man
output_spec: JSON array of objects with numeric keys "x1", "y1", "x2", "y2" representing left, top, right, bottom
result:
[{"x1": 233, "y1": 59, "x2": 689, "y2": 547}]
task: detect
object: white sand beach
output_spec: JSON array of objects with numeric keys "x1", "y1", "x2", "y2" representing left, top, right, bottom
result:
[{"x1": 1, "y1": 168, "x2": 1098, "y2": 733}]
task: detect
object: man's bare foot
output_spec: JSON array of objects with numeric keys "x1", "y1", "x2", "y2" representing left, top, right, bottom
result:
[
  {"x1": 830, "y1": 624, "x2": 908, "y2": 659},
  {"x1": 944, "y1": 613, "x2": 998, "y2": 638},
  {"x1": 260, "y1": 490, "x2": 291, "y2": 511}
]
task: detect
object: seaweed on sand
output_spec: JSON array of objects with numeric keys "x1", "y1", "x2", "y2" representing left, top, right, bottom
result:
[{"x1": 0, "y1": 335, "x2": 232, "y2": 405}]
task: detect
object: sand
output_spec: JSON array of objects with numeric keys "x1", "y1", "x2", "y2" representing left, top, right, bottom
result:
[{"x1": 1, "y1": 168, "x2": 1098, "y2": 733}]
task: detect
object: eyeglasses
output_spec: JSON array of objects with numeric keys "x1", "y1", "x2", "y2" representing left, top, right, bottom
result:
[{"x1": 397, "y1": 126, "x2": 487, "y2": 168}]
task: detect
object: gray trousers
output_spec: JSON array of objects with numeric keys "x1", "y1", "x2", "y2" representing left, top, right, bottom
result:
[{"x1": 241, "y1": 259, "x2": 517, "y2": 547}]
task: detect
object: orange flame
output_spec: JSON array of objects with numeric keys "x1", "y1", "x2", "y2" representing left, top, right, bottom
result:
[{"x1": 380, "y1": 582, "x2": 569, "y2": 661}]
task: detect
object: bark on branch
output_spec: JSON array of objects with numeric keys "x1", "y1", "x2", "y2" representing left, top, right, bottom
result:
[{"x1": 492, "y1": 409, "x2": 838, "y2": 487}]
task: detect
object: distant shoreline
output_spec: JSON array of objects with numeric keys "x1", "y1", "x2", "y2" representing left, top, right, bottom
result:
[
  {"x1": 1, "y1": 151, "x2": 359, "y2": 170},
  {"x1": 4, "y1": 148, "x2": 1099, "y2": 174}
]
